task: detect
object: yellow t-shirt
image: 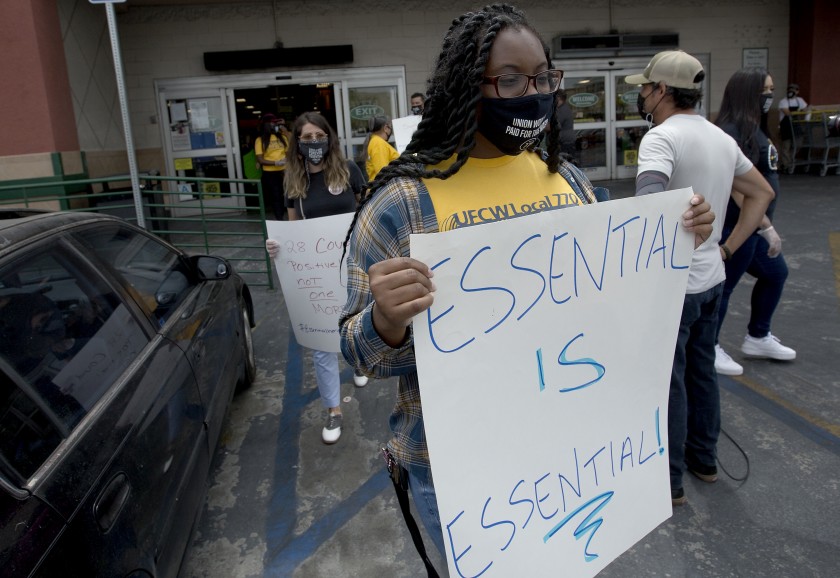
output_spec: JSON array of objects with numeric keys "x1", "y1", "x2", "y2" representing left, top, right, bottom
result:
[
  {"x1": 255, "y1": 134, "x2": 287, "y2": 172},
  {"x1": 423, "y1": 152, "x2": 581, "y2": 231},
  {"x1": 366, "y1": 134, "x2": 400, "y2": 181}
]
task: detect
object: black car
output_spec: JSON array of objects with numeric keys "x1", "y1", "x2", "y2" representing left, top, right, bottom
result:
[{"x1": 0, "y1": 210, "x2": 256, "y2": 577}]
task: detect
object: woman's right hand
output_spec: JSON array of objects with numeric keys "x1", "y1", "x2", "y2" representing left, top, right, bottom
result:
[
  {"x1": 368, "y1": 257, "x2": 435, "y2": 347},
  {"x1": 266, "y1": 239, "x2": 280, "y2": 258}
]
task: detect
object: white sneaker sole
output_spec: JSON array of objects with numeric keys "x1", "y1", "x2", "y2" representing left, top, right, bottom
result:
[
  {"x1": 715, "y1": 364, "x2": 743, "y2": 376},
  {"x1": 322, "y1": 428, "x2": 341, "y2": 444},
  {"x1": 353, "y1": 375, "x2": 368, "y2": 387},
  {"x1": 741, "y1": 345, "x2": 796, "y2": 361}
]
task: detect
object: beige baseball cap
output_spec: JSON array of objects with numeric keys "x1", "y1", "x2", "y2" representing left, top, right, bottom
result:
[{"x1": 625, "y1": 50, "x2": 704, "y2": 89}]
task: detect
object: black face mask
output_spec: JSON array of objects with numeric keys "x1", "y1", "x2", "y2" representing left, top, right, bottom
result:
[
  {"x1": 637, "y1": 85, "x2": 665, "y2": 124},
  {"x1": 787, "y1": 90, "x2": 796, "y2": 99},
  {"x1": 760, "y1": 94, "x2": 773, "y2": 114},
  {"x1": 636, "y1": 92, "x2": 648, "y2": 118},
  {"x1": 299, "y1": 141, "x2": 328, "y2": 165},
  {"x1": 411, "y1": 106, "x2": 422, "y2": 115},
  {"x1": 478, "y1": 93, "x2": 554, "y2": 156}
]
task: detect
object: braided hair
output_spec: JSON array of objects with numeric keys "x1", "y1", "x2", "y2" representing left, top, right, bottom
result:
[{"x1": 341, "y1": 4, "x2": 564, "y2": 258}]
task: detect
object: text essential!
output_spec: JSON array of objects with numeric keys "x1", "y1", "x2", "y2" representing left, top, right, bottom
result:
[
  {"x1": 266, "y1": 213, "x2": 353, "y2": 352},
  {"x1": 410, "y1": 189, "x2": 694, "y2": 578}
]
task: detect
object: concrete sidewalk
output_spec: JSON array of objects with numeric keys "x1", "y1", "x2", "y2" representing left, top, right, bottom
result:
[{"x1": 181, "y1": 172, "x2": 840, "y2": 578}]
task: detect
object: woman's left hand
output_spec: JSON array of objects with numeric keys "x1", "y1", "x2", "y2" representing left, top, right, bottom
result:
[
  {"x1": 758, "y1": 225, "x2": 782, "y2": 257},
  {"x1": 682, "y1": 194, "x2": 715, "y2": 249},
  {"x1": 266, "y1": 239, "x2": 280, "y2": 258}
]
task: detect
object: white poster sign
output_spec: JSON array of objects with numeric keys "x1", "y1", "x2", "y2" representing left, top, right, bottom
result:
[
  {"x1": 266, "y1": 213, "x2": 353, "y2": 352},
  {"x1": 392, "y1": 114, "x2": 422, "y2": 153},
  {"x1": 410, "y1": 189, "x2": 694, "y2": 577},
  {"x1": 742, "y1": 47, "x2": 769, "y2": 69}
]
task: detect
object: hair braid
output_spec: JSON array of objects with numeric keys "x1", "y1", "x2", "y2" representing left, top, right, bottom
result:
[{"x1": 341, "y1": 4, "x2": 553, "y2": 262}]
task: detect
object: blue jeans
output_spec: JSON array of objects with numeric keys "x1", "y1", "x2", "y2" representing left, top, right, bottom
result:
[
  {"x1": 312, "y1": 349, "x2": 340, "y2": 408},
  {"x1": 716, "y1": 233, "x2": 789, "y2": 342},
  {"x1": 407, "y1": 463, "x2": 446, "y2": 557},
  {"x1": 669, "y1": 283, "x2": 723, "y2": 490}
]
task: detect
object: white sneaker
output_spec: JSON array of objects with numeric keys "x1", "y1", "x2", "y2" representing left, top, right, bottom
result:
[
  {"x1": 353, "y1": 372, "x2": 368, "y2": 387},
  {"x1": 322, "y1": 413, "x2": 342, "y2": 444},
  {"x1": 715, "y1": 344, "x2": 743, "y2": 376},
  {"x1": 741, "y1": 333, "x2": 796, "y2": 361}
]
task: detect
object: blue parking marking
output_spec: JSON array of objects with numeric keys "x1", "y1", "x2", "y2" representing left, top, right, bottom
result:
[
  {"x1": 264, "y1": 328, "x2": 389, "y2": 575},
  {"x1": 720, "y1": 376, "x2": 840, "y2": 457},
  {"x1": 265, "y1": 471, "x2": 389, "y2": 576}
]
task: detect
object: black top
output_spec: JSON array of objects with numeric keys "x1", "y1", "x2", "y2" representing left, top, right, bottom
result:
[
  {"x1": 286, "y1": 161, "x2": 366, "y2": 220},
  {"x1": 721, "y1": 122, "x2": 779, "y2": 230}
]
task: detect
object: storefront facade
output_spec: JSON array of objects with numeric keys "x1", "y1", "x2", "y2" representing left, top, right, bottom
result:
[{"x1": 4, "y1": 0, "x2": 837, "y2": 193}]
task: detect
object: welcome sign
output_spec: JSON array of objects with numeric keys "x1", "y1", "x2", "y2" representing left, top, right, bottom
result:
[{"x1": 410, "y1": 189, "x2": 694, "y2": 577}]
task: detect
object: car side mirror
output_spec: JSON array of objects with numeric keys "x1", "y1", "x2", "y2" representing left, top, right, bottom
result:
[
  {"x1": 156, "y1": 271, "x2": 188, "y2": 306},
  {"x1": 191, "y1": 255, "x2": 230, "y2": 281}
]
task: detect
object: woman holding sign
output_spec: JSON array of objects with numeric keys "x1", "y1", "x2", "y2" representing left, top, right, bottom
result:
[
  {"x1": 337, "y1": 3, "x2": 715, "y2": 565},
  {"x1": 266, "y1": 112, "x2": 367, "y2": 444}
]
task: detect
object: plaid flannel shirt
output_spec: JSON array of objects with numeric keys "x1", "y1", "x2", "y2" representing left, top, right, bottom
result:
[{"x1": 339, "y1": 158, "x2": 598, "y2": 470}]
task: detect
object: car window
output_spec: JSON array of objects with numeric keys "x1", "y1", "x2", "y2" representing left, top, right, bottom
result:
[
  {"x1": 72, "y1": 223, "x2": 196, "y2": 326},
  {"x1": 0, "y1": 368, "x2": 65, "y2": 481},
  {"x1": 0, "y1": 246, "x2": 149, "y2": 481}
]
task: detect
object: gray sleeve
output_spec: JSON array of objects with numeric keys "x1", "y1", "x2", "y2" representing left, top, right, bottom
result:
[{"x1": 635, "y1": 170, "x2": 669, "y2": 196}]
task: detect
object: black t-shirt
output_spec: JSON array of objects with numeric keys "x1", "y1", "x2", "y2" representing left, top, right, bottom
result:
[
  {"x1": 287, "y1": 161, "x2": 366, "y2": 219},
  {"x1": 721, "y1": 123, "x2": 779, "y2": 231}
]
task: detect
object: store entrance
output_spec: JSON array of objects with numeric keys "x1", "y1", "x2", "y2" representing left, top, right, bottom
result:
[
  {"x1": 232, "y1": 84, "x2": 339, "y2": 208},
  {"x1": 155, "y1": 66, "x2": 406, "y2": 217}
]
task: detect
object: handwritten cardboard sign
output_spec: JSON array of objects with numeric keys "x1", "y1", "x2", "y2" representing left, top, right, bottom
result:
[
  {"x1": 266, "y1": 213, "x2": 353, "y2": 352},
  {"x1": 410, "y1": 189, "x2": 694, "y2": 577}
]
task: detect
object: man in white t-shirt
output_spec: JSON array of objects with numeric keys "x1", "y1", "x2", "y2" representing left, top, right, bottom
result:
[{"x1": 626, "y1": 51, "x2": 774, "y2": 507}]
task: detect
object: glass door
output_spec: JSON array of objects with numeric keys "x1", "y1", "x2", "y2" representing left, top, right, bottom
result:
[
  {"x1": 340, "y1": 82, "x2": 402, "y2": 165},
  {"x1": 564, "y1": 72, "x2": 609, "y2": 181},
  {"x1": 160, "y1": 90, "x2": 241, "y2": 216},
  {"x1": 612, "y1": 75, "x2": 649, "y2": 180},
  {"x1": 562, "y1": 69, "x2": 650, "y2": 181}
]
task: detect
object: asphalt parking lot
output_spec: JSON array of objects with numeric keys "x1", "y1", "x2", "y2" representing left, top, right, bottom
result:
[{"x1": 181, "y1": 172, "x2": 840, "y2": 578}]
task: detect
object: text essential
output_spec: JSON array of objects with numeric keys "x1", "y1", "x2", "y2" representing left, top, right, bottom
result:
[
  {"x1": 410, "y1": 189, "x2": 694, "y2": 577},
  {"x1": 267, "y1": 213, "x2": 353, "y2": 352}
]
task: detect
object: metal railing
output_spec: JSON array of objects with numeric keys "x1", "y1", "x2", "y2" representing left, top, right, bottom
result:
[{"x1": 0, "y1": 174, "x2": 275, "y2": 288}]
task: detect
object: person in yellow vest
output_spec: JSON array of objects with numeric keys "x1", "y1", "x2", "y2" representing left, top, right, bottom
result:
[
  {"x1": 255, "y1": 114, "x2": 289, "y2": 220},
  {"x1": 360, "y1": 115, "x2": 399, "y2": 182}
]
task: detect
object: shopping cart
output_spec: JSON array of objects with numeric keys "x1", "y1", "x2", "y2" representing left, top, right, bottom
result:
[
  {"x1": 807, "y1": 110, "x2": 840, "y2": 176},
  {"x1": 786, "y1": 111, "x2": 813, "y2": 174},
  {"x1": 788, "y1": 110, "x2": 840, "y2": 176}
]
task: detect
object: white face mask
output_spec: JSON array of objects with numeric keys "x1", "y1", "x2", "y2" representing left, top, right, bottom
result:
[{"x1": 760, "y1": 94, "x2": 773, "y2": 114}]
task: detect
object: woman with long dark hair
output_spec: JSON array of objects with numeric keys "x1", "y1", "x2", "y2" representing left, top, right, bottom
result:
[
  {"x1": 337, "y1": 4, "x2": 714, "y2": 561},
  {"x1": 255, "y1": 114, "x2": 289, "y2": 220},
  {"x1": 266, "y1": 112, "x2": 367, "y2": 444},
  {"x1": 714, "y1": 68, "x2": 795, "y2": 375}
]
